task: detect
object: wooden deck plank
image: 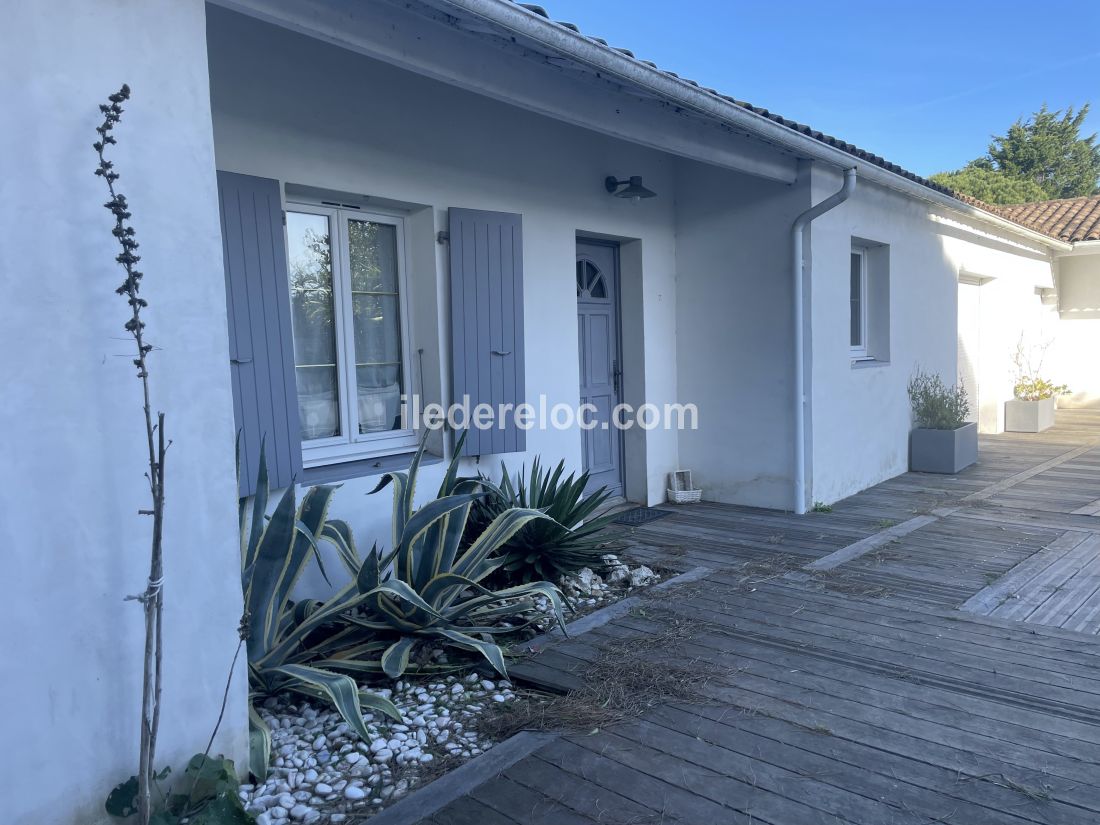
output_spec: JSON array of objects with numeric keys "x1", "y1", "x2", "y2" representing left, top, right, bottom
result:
[
  {"x1": 1025, "y1": 535, "x2": 1100, "y2": 628},
  {"x1": 989, "y1": 534, "x2": 1100, "y2": 622},
  {"x1": 598, "y1": 720, "x2": 910, "y2": 825},
  {"x1": 1072, "y1": 498, "x2": 1100, "y2": 516},
  {"x1": 469, "y1": 775, "x2": 598, "y2": 825},
  {"x1": 664, "y1": 592, "x2": 1100, "y2": 706},
  {"x1": 428, "y1": 796, "x2": 518, "y2": 825},
  {"x1": 563, "y1": 621, "x2": 1100, "y2": 759},
  {"x1": 425, "y1": 412, "x2": 1100, "y2": 825},
  {"x1": 535, "y1": 737, "x2": 757, "y2": 823},
  {"x1": 805, "y1": 514, "x2": 939, "y2": 571},
  {"x1": 646, "y1": 704, "x2": 1049, "y2": 825},
  {"x1": 1063, "y1": 576, "x2": 1100, "y2": 633},
  {"x1": 504, "y1": 755, "x2": 676, "y2": 824},
  {"x1": 660, "y1": 702, "x2": 1090, "y2": 825},
  {"x1": 692, "y1": 578, "x2": 1100, "y2": 675},
  {"x1": 961, "y1": 531, "x2": 1091, "y2": 614},
  {"x1": 695, "y1": 677, "x2": 1100, "y2": 812}
]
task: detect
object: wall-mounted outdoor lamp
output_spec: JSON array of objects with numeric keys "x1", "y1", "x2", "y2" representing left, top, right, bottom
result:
[{"x1": 604, "y1": 175, "x2": 657, "y2": 202}]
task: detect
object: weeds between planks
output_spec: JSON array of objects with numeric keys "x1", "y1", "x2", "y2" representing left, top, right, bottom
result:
[
  {"x1": 960, "y1": 772, "x2": 1053, "y2": 802},
  {"x1": 725, "y1": 552, "x2": 894, "y2": 600},
  {"x1": 481, "y1": 611, "x2": 727, "y2": 741}
]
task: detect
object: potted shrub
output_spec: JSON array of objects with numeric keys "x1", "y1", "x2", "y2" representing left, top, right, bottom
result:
[
  {"x1": 1006, "y1": 341, "x2": 1068, "y2": 433},
  {"x1": 908, "y1": 369, "x2": 977, "y2": 474}
]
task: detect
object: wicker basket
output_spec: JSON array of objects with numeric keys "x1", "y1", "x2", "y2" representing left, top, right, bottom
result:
[{"x1": 667, "y1": 470, "x2": 702, "y2": 504}]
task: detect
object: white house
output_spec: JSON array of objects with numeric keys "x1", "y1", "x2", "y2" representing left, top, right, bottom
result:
[
  {"x1": 4, "y1": 1, "x2": 1098, "y2": 823},
  {"x1": 990, "y1": 196, "x2": 1100, "y2": 415}
]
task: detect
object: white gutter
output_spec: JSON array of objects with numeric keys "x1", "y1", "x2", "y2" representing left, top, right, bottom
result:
[
  {"x1": 791, "y1": 167, "x2": 857, "y2": 514},
  {"x1": 438, "y1": 0, "x2": 1071, "y2": 253}
]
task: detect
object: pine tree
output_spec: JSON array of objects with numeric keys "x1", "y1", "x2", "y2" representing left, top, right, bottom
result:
[{"x1": 933, "y1": 104, "x2": 1100, "y2": 203}]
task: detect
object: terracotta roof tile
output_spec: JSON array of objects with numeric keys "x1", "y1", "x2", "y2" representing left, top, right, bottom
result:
[{"x1": 996, "y1": 197, "x2": 1100, "y2": 243}]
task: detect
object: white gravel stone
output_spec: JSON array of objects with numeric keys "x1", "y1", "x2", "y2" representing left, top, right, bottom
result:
[
  {"x1": 245, "y1": 580, "x2": 647, "y2": 823},
  {"x1": 629, "y1": 565, "x2": 658, "y2": 587}
]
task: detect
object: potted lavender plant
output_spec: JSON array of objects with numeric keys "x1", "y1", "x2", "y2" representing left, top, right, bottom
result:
[{"x1": 908, "y1": 369, "x2": 977, "y2": 474}]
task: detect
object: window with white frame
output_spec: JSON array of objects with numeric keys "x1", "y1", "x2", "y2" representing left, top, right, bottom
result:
[
  {"x1": 848, "y1": 240, "x2": 890, "y2": 364},
  {"x1": 850, "y1": 247, "x2": 869, "y2": 358},
  {"x1": 285, "y1": 204, "x2": 416, "y2": 465}
]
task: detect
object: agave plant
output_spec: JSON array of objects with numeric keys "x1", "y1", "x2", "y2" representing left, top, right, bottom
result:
[
  {"x1": 317, "y1": 435, "x2": 568, "y2": 680},
  {"x1": 240, "y1": 444, "x2": 401, "y2": 780},
  {"x1": 465, "y1": 458, "x2": 620, "y2": 583}
]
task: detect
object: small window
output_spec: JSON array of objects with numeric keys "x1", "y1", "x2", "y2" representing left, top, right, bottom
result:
[
  {"x1": 576, "y1": 259, "x2": 607, "y2": 299},
  {"x1": 850, "y1": 248, "x2": 868, "y2": 357},
  {"x1": 286, "y1": 204, "x2": 416, "y2": 465}
]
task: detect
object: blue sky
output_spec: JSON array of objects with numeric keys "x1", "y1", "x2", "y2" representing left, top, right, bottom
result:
[{"x1": 536, "y1": 0, "x2": 1100, "y2": 177}]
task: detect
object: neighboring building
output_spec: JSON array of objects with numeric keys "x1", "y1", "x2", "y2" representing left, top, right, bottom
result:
[
  {"x1": 999, "y1": 197, "x2": 1100, "y2": 412},
  {"x1": 3, "y1": 2, "x2": 1097, "y2": 823}
]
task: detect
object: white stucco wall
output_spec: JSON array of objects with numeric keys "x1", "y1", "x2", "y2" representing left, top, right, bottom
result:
[
  {"x1": 808, "y1": 166, "x2": 1056, "y2": 504},
  {"x1": 1051, "y1": 252, "x2": 1100, "y2": 409},
  {"x1": 1, "y1": 3, "x2": 247, "y2": 824},
  {"x1": 206, "y1": 6, "x2": 683, "y2": 546},
  {"x1": 673, "y1": 160, "x2": 809, "y2": 509}
]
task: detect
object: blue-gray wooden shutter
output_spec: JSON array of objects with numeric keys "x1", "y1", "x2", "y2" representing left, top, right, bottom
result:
[
  {"x1": 448, "y1": 208, "x2": 525, "y2": 456},
  {"x1": 217, "y1": 171, "x2": 302, "y2": 496}
]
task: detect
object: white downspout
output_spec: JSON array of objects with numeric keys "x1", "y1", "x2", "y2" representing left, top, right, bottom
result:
[{"x1": 791, "y1": 166, "x2": 857, "y2": 514}]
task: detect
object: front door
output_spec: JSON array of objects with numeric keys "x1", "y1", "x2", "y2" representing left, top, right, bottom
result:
[{"x1": 576, "y1": 240, "x2": 624, "y2": 496}]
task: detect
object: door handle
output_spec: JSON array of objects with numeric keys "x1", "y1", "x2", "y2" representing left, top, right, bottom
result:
[
  {"x1": 612, "y1": 359, "x2": 622, "y2": 393},
  {"x1": 491, "y1": 350, "x2": 511, "y2": 357},
  {"x1": 231, "y1": 357, "x2": 252, "y2": 365}
]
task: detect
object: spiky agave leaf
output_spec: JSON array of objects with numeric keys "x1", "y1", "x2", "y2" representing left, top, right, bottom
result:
[{"x1": 350, "y1": 432, "x2": 568, "y2": 679}]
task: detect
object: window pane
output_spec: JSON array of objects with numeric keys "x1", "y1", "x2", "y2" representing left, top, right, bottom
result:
[
  {"x1": 348, "y1": 219, "x2": 403, "y2": 434},
  {"x1": 352, "y1": 294, "x2": 401, "y2": 365},
  {"x1": 287, "y1": 211, "x2": 340, "y2": 440},
  {"x1": 850, "y1": 252, "x2": 863, "y2": 348},
  {"x1": 357, "y1": 364, "x2": 402, "y2": 433},
  {"x1": 349, "y1": 219, "x2": 399, "y2": 293}
]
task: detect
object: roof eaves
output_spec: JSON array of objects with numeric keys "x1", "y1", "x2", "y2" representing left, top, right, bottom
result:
[{"x1": 451, "y1": 0, "x2": 1071, "y2": 249}]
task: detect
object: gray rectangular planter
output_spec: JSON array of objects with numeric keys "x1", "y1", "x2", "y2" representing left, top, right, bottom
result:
[
  {"x1": 1005, "y1": 398, "x2": 1055, "y2": 433},
  {"x1": 910, "y1": 422, "x2": 978, "y2": 474}
]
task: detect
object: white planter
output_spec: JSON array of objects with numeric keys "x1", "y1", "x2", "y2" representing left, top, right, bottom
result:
[{"x1": 1005, "y1": 398, "x2": 1055, "y2": 433}]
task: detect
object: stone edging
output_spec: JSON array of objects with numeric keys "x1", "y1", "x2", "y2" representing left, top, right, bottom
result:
[
  {"x1": 519, "y1": 564, "x2": 714, "y2": 651},
  {"x1": 363, "y1": 731, "x2": 556, "y2": 825}
]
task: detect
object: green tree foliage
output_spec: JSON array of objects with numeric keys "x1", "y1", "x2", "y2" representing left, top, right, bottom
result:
[
  {"x1": 988, "y1": 105, "x2": 1100, "y2": 199},
  {"x1": 932, "y1": 104, "x2": 1100, "y2": 204},
  {"x1": 930, "y1": 164, "x2": 1049, "y2": 205}
]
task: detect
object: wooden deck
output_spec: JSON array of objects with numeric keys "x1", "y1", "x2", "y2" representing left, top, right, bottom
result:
[{"x1": 419, "y1": 411, "x2": 1100, "y2": 825}]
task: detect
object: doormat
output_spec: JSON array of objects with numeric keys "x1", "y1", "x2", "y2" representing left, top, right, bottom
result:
[{"x1": 613, "y1": 506, "x2": 674, "y2": 526}]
